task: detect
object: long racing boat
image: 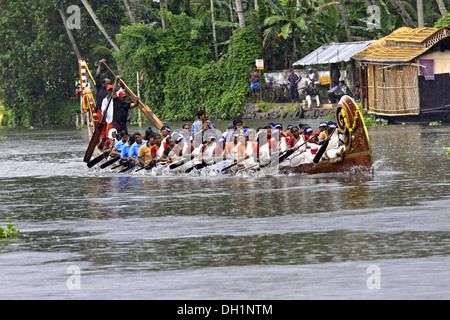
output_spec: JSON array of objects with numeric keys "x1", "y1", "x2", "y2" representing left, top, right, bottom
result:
[{"x1": 87, "y1": 95, "x2": 373, "y2": 176}]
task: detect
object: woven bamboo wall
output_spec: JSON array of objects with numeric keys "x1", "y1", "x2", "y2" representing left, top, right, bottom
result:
[{"x1": 367, "y1": 64, "x2": 420, "y2": 116}]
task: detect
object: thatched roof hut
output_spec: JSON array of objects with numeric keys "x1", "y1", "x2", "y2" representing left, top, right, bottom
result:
[{"x1": 352, "y1": 27, "x2": 450, "y2": 121}]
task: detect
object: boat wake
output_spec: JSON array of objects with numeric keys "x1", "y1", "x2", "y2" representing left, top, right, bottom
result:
[{"x1": 90, "y1": 160, "x2": 376, "y2": 180}]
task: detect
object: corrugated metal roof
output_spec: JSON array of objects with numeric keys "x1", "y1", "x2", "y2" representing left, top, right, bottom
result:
[
  {"x1": 293, "y1": 41, "x2": 375, "y2": 66},
  {"x1": 352, "y1": 27, "x2": 450, "y2": 63}
]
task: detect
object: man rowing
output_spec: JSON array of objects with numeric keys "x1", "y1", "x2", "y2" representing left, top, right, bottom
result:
[
  {"x1": 138, "y1": 134, "x2": 155, "y2": 167},
  {"x1": 118, "y1": 135, "x2": 135, "y2": 167},
  {"x1": 151, "y1": 133, "x2": 163, "y2": 160},
  {"x1": 240, "y1": 129, "x2": 258, "y2": 168},
  {"x1": 199, "y1": 135, "x2": 218, "y2": 165},
  {"x1": 281, "y1": 126, "x2": 310, "y2": 166},
  {"x1": 160, "y1": 126, "x2": 171, "y2": 146},
  {"x1": 158, "y1": 136, "x2": 176, "y2": 163},
  {"x1": 103, "y1": 128, "x2": 118, "y2": 154},
  {"x1": 110, "y1": 131, "x2": 128, "y2": 158},
  {"x1": 317, "y1": 122, "x2": 329, "y2": 145},
  {"x1": 322, "y1": 122, "x2": 345, "y2": 161},
  {"x1": 257, "y1": 130, "x2": 271, "y2": 164},
  {"x1": 129, "y1": 132, "x2": 146, "y2": 165},
  {"x1": 150, "y1": 125, "x2": 171, "y2": 161}
]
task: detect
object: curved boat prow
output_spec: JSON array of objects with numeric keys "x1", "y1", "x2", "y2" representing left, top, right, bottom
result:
[
  {"x1": 278, "y1": 95, "x2": 373, "y2": 175},
  {"x1": 335, "y1": 95, "x2": 373, "y2": 169}
]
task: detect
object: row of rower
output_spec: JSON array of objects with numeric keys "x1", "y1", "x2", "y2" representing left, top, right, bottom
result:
[{"x1": 100, "y1": 120, "x2": 346, "y2": 172}]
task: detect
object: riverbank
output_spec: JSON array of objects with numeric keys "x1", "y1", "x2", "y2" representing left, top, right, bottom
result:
[{"x1": 241, "y1": 101, "x2": 337, "y2": 120}]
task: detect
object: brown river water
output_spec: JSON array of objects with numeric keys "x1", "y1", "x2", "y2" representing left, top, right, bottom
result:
[{"x1": 0, "y1": 118, "x2": 449, "y2": 300}]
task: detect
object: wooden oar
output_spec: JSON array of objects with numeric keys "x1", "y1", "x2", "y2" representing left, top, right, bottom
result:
[
  {"x1": 273, "y1": 136, "x2": 315, "y2": 166},
  {"x1": 145, "y1": 161, "x2": 158, "y2": 170},
  {"x1": 169, "y1": 157, "x2": 190, "y2": 169},
  {"x1": 83, "y1": 95, "x2": 113, "y2": 163},
  {"x1": 100, "y1": 156, "x2": 120, "y2": 169},
  {"x1": 110, "y1": 163, "x2": 122, "y2": 170},
  {"x1": 119, "y1": 162, "x2": 136, "y2": 173},
  {"x1": 111, "y1": 160, "x2": 127, "y2": 170},
  {"x1": 220, "y1": 158, "x2": 245, "y2": 172},
  {"x1": 87, "y1": 152, "x2": 109, "y2": 168},
  {"x1": 100, "y1": 61, "x2": 164, "y2": 131},
  {"x1": 237, "y1": 162, "x2": 260, "y2": 172},
  {"x1": 313, "y1": 128, "x2": 336, "y2": 164},
  {"x1": 185, "y1": 161, "x2": 207, "y2": 173},
  {"x1": 259, "y1": 154, "x2": 282, "y2": 168},
  {"x1": 134, "y1": 160, "x2": 157, "y2": 172},
  {"x1": 175, "y1": 158, "x2": 194, "y2": 172}
]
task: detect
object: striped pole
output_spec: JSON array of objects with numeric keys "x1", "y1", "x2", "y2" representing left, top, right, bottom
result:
[{"x1": 78, "y1": 58, "x2": 87, "y2": 94}]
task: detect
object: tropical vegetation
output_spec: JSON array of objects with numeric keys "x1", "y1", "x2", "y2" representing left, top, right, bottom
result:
[
  {"x1": 0, "y1": 0, "x2": 448, "y2": 126},
  {"x1": 0, "y1": 218, "x2": 20, "y2": 239}
]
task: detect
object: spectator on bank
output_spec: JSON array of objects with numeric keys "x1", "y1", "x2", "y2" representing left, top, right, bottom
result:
[
  {"x1": 330, "y1": 63, "x2": 340, "y2": 84},
  {"x1": 339, "y1": 80, "x2": 352, "y2": 97},
  {"x1": 248, "y1": 65, "x2": 261, "y2": 103},
  {"x1": 306, "y1": 67, "x2": 318, "y2": 85},
  {"x1": 327, "y1": 81, "x2": 341, "y2": 103},
  {"x1": 353, "y1": 85, "x2": 361, "y2": 103},
  {"x1": 287, "y1": 68, "x2": 301, "y2": 105},
  {"x1": 302, "y1": 83, "x2": 321, "y2": 110}
]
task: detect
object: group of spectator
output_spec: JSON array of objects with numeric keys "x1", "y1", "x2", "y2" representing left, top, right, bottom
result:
[{"x1": 248, "y1": 63, "x2": 362, "y2": 109}]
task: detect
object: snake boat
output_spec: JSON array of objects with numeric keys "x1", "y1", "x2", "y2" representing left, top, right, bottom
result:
[{"x1": 87, "y1": 95, "x2": 373, "y2": 176}]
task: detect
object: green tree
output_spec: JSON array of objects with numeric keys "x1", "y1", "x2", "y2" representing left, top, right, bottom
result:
[
  {"x1": 434, "y1": 12, "x2": 450, "y2": 27},
  {"x1": 0, "y1": 0, "x2": 78, "y2": 126},
  {"x1": 115, "y1": 13, "x2": 261, "y2": 121}
]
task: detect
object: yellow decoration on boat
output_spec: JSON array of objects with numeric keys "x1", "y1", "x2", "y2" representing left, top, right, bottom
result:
[
  {"x1": 84, "y1": 62, "x2": 96, "y2": 86},
  {"x1": 82, "y1": 87, "x2": 96, "y2": 114},
  {"x1": 341, "y1": 107, "x2": 360, "y2": 133}
]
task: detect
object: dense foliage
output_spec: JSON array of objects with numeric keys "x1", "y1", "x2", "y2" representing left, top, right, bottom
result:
[
  {"x1": 434, "y1": 13, "x2": 450, "y2": 27},
  {"x1": 0, "y1": 0, "x2": 75, "y2": 126},
  {"x1": 0, "y1": 0, "x2": 448, "y2": 126}
]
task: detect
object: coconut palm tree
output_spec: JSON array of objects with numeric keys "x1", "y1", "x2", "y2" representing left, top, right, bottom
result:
[
  {"x1": 123, "y1": 0, "x2": 137, "y2": 25},
  {"x1": 58, "y1": 9, "x2": 82, "y2": 59},
  {"x1": 387, "y1": 0, "x2": 415, "y2": 27},
  {"x1": 337, "y1": 0, "x2": 352, "y2": 41},
  {"x1": 80, "y1": 0, "x2": 121, "y2": 52},
  {"x1": 160, "y1": 0, "x2": 167, "y2": 30},
  {"x1": 235, "y1": 0, "x2": 246, "y2": 29},
  {"x1": 417, "y1": 0, "x2": 424, "y2": 27},
  {"x1": 436, "y1": 0, "x2": 448, "y2": 17},
  {"x1": 211, "y1": 0, "x2": 219, "y2": 61}
]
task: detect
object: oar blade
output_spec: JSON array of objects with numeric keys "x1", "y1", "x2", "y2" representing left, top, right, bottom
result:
[
  {"x1": 87, "y1": 152, "x2": 108, "y2": 168},
  {"x1": 119, "y1": 163, "x2": 135, "y2": 173},
  {"x1": 313, "y1": 141, "x2": 328, "y2": 164},
  {"x1": 83, "y1": 125, "x2": 103, "y2": 163},
  {"x1": 313, "y1": 129, "x2": 335, "y2": 164},
  {"x1": 169, "y1": 158, "x2": 190, "y2": 169},
  {"x1": 144, "y1": 161, "x2": 157, "y2": 170},
  {"x1": 100, "y1": 156, "x2": 120, "y2": 169}
]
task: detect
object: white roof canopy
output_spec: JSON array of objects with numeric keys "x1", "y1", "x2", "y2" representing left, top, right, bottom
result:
[{"x1": 293, "y1": 41, "x2": 375, "y2": 66}]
